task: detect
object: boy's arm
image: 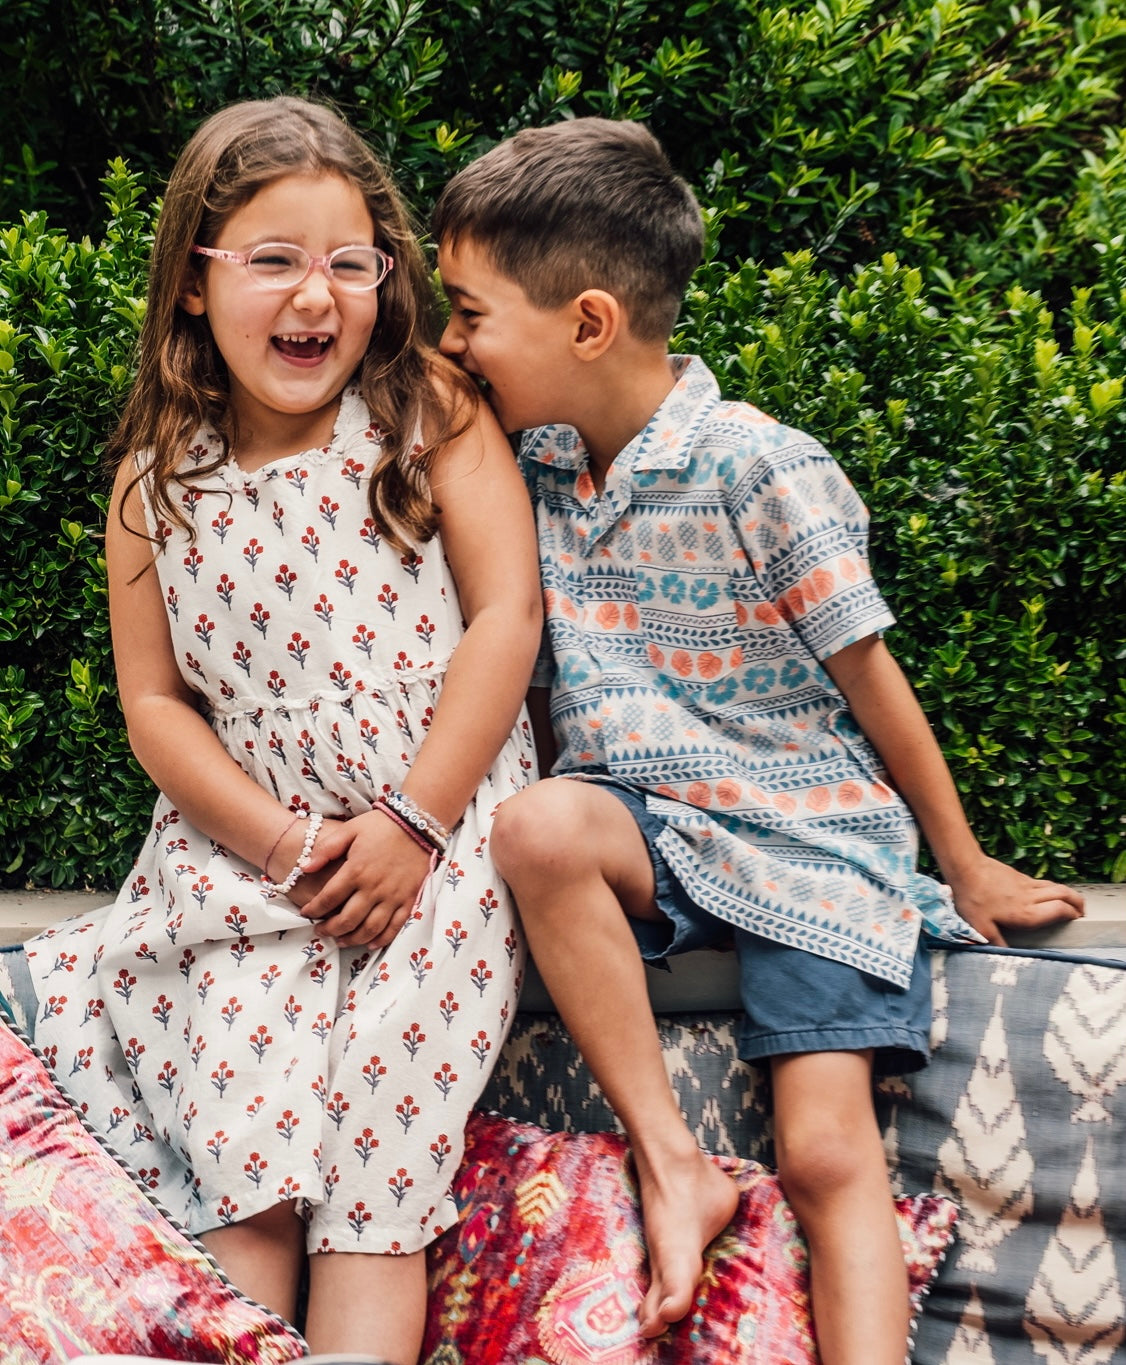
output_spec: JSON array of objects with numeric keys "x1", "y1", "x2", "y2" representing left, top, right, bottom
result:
[{"x1": 823, "y1": 634, "x2": 1085, "y2": 943}]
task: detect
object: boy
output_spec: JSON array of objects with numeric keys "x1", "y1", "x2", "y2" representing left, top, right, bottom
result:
[{"x1": 430, "y1": 119, "x2": 1084, "y2": 1364}]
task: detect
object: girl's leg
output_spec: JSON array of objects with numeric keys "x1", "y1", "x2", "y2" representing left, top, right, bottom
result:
[
  {"x1": 201, "y1": 1200, "x2": 305, "y2": 1323},
  {"x1": 770, "y1": 1050, "x2": 910, "y2": 1365},
  {"x1": 491, "y1": 779, "x2": 740, "y2": 1339},
  {"x1": 304, "y1": 1248, "x2": 427, "y2": 1363}
]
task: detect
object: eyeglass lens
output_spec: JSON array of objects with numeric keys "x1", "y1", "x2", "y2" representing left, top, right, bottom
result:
[{"x1": 247, "y1": 244, "x2": 391, "y2": 290}]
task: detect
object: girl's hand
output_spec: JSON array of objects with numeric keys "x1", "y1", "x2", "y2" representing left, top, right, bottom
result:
[
  {"x1": 946, "y1": 855, "x2": 1085, "y2": 946},
  {"x1": 296, "y1": 809, "x2": 435, "y2": 948},
  {"x1": 261, "y1": 814, "x2": 345, "y2": 912}
]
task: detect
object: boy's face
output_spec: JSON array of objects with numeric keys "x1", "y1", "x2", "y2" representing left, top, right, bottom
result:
[{"x1": 437, "y1": 236, "x2": 577, "y2": 436}]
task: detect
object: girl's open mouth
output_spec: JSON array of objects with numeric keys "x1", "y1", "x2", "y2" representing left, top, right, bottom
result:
[{"x1": 273, "y1": 333, "x2": 333, "y2": 360}]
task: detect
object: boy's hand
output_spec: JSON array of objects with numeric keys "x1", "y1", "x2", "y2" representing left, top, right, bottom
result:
[
  {"x1": 946, "y1": 855, "x2": 1085, "y2": 946},
  {"x1": 295, "y1": 809, "x2": 435, "y2": 948}
]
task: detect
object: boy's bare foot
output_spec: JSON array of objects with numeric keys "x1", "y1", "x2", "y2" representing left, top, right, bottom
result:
[{"x1": 633, "y1": 1143, "x2": 741, "y2": 1338}]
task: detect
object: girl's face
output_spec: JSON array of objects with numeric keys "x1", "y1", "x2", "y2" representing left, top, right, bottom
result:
[{"x1": 179, "y1": 171, "x2": 381, "y2": 461}]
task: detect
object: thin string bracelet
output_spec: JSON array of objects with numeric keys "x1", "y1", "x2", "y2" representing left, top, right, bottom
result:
[
  {"x1": 261, "y1": 812, "x2": 324, "y2": 897},
  {"x1": 262, "y1": 812, "x2": 304, "y2": 882},
  {"x1": 370, "y1": 799, "x2": 438, "y2": 856}
]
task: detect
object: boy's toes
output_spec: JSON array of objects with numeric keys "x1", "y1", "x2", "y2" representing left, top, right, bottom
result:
[{"x1": 638, "y1": 1273, "x2": 693, "y2": 1339}]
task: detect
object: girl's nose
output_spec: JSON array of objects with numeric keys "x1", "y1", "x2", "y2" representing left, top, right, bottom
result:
[{"x1": 291, "y1": 266, "x2": 336, "y2": 310}]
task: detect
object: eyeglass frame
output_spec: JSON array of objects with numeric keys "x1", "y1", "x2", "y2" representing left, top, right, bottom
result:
[{"x1": 190, "y1": 242, "x2": 395, "y2": 292}]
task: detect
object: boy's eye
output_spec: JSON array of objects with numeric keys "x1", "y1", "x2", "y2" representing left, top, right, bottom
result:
[{"x1": 459, "y1": 308, "x2": 481, "y2": 322}]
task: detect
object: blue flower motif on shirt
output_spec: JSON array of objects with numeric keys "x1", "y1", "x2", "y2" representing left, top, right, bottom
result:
[
  {"x1": 780, "y1": 659, "x2": 810, "y2": 688},
  {"x1": 558, "y1": 652, "x2": 592, "y2": 687},
  {"x1": 744, "y1": 665, "x2": 777, "y2": 695},
  {"x1": 689, "y1": 580, "x2": 721, "y2": 610},
  {"x1": 705, "y1": 675, "x2": 739, "y2": 706},
  {"x1": 660, "y1": 573, "x2": 688, "y2": 604},
  {"x1": 635, "y1": 572, "x2": 657, "y2": 603}
]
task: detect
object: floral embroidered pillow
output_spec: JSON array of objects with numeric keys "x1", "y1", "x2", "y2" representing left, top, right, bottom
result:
[
  {"x1": 424, "y1": 1111, "x2": 957, "y2": 1364},
  {"x1": 0, "y1": 1016, "x2": 307, "y2": 1363}
]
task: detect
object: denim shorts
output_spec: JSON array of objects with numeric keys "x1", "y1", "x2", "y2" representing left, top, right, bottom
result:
[{"x1": 602, "y1": 781, "x2": 932, "y2": 1076}]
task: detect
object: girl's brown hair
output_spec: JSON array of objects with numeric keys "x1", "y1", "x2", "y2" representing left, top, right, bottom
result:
[{"x1": 110, "y1": 96, "x2": 475, "y2": 550}]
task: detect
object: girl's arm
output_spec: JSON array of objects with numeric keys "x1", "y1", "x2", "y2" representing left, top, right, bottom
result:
[
  {"x1": 300, "y1": 397, "x2": 542, "y2": 945},
  {"x1": 823, "y1": 634, "x2": 1085, "y2": 943},
  {"x1": 107, "y1": 464, "x2": 338, "y2": 895}
]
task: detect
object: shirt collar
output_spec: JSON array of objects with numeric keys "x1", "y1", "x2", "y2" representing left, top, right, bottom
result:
[{"x1": 519, "y1": 355, "x2": 722, "y2": 473}]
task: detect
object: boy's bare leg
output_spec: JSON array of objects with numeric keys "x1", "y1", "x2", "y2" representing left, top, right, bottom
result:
[
  {"x1": 771, "y1": 1050, "x2": 910, "y2": 1365},
  {"x1": 492, "y1": 779, "x2": 740, "y2": 1338}
]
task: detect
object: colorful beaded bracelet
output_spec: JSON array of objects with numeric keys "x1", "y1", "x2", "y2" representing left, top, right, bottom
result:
[
  {"x1": 379, "y1": 789, "x2": 450, "y2": 856},
  {"x1": 371, "y1": 799, "x2": 437, "y2": 855}
]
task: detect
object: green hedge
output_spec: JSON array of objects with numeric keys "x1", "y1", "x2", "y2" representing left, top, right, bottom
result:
[{"x1": 3, "y1": 0, "x2": 1125, "y2": 887}]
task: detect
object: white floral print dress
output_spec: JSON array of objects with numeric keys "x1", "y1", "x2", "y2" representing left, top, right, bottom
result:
[{"x1": 27, "y1": 389, "x2": 533, "y2": 1255}]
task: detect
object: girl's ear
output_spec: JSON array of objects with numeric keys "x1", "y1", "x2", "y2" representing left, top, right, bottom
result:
[
  {"x1": 571, "y1": 289, "x2": 620, "y2": 358},
  {"x1": 178, "y1": 267, "x2": 207, "y2": 316}
]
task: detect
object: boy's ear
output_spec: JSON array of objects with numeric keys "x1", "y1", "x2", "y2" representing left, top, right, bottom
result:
[
  {"x1": 178, "y1": 267, "x2": 207, "y2": 316},
  {"x1": 570, "y1": 289, "x2": 620, "y2": 359}
]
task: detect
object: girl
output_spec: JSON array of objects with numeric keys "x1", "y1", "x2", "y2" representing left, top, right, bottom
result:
[{"x1": 27, "y1": 97, "x2": 540, "y2": 1363}]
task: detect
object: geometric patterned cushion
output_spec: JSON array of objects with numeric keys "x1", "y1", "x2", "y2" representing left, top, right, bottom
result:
[
  {"x1": 882, "y1": 947, "x2": 1126, "y2": 1364},
  {"x1": 0, "y1": 1012, "x2": 307, "y2": 1363},
  {"x1": 482, "y1": 947, "x2": 1126, "y2": 1365},
  {"x1": 422, "y1": 1110, "x2": 958, "y2": 1364}
]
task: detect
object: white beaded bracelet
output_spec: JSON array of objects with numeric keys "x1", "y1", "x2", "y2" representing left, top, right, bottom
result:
[{"x1": 261, "y1": 811, "x2": 324, "y2": 897}]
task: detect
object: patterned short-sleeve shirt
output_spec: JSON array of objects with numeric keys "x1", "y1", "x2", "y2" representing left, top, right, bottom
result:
[{"x1": 520, "y1": 355, "x2": 979, "y2": 988}]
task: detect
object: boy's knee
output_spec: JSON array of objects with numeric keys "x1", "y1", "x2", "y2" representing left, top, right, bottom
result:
[
  {"x1": 490, "y1": 780, "x2": 586, "y2": 882},
  {"x1": 774, "y1": 1111, "x2": 883, "y2": 1209}
]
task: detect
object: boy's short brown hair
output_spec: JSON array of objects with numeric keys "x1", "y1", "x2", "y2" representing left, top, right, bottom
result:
[{"x1": 431, "y1": 118, "x2": 704, "y2": 342}]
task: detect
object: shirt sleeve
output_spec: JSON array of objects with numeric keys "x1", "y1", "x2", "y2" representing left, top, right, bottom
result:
[{"x1": 729, "y1": 426, "x2": 895, "y2": 662}]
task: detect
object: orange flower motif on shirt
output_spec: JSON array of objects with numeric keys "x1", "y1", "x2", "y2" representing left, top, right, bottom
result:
[
  {"x1": 715, "y1": 779, "x2": 741, "y2": 807},
  {"x1": 810, "y1": 566, "x2": 835, "y2": 601},
  {"x1": 772, "y1": 793, "x2": 798, "y2": 815},
  {"x1": 594, "y1": 602, "x2": 621, "y2": 630},
  {"x1": 839, "y1": 555, "x2": 861, "y2": 582},
  {"x1": 806, "y1": 787, "x2": 832, "y2": 813},
  {"x1": 686, "y1": 782, "x2": 711, "y2": 807},
  {"x1": 697, "y1": 652, "x2": 724, "y2": 679},
  {"x1": 647, "y1": 643, "x2": 665, "y2": 668},
  {"x1": 670, "y1": 650, "x2": 694, "y2": 677},
  {"x1": 758, "y1": 600, "x2": 785, "y2": 626},
  {"x1": 576, "y1": 471, "x2": 596, "y2": 500},
  {"x1": 838, "y1": 781, "x2": 864, "y2": 808},
  {"x1": 623, "y1": 603, "x2": 640, "y2": 630}
]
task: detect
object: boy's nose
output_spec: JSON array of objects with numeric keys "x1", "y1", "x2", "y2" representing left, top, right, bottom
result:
[{"x1": 438, "y1": 317, "x2": 465, "y2": 357}]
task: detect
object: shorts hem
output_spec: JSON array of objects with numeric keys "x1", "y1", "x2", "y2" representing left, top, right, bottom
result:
[{"x1": 737, "y1": 1023, "x2": 929, "y2": 1074}]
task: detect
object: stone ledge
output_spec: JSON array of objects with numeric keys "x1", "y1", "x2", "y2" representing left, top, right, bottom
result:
[{"x1": 3, "y1": 884, "x2": 1123, "y2": 1013}]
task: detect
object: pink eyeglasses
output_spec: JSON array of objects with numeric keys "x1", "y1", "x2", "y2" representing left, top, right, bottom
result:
[{"x1": 191, "y1": 242, "x2": 394, "y2": 292}]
